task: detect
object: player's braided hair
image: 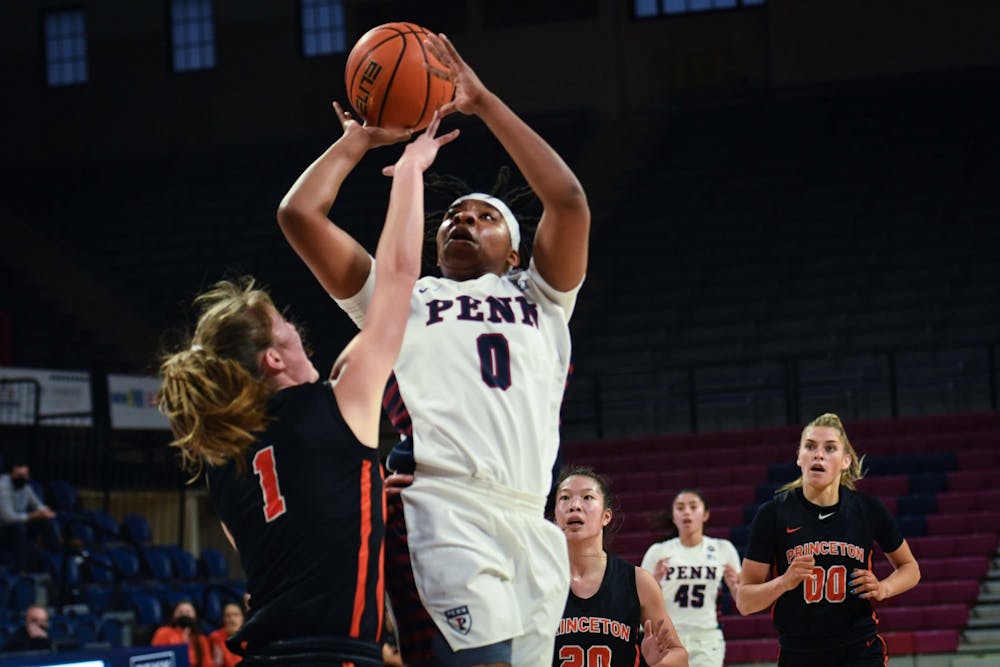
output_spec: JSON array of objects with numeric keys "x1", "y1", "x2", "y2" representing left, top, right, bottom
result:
[{"x1": 423, "y1": 166, "x2": 540, "y2": 268}]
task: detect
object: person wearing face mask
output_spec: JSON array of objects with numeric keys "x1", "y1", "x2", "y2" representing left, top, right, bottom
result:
[
  {"x1": 3, "y1": 605, "x2": 56, "y2": 653},
  {"x1": 152, "y1": 600, "x2": 214, "y2": 667},
  {"x1": 0, "y1": 462, "x2": 60, "y2": 573}
]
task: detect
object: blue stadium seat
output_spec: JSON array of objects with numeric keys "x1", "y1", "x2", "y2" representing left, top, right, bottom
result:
[
  {"x1": 140, "y1": 547, "x2": 173, "y2": 582},
  {"x1": 161, "y1": 544, "x2": 199, "y2": 580},
  {"x1": 105, "y1": 546, "x2": 142, "y2": 581},
  {"x1": 6, "y1": 575, "x2": 36, "y2": 613},
  {"x1": 897, "y1": 493, "x2": 937, "y2": 515},
  {"x1": 895, "y1": 515, "x2": 928, "y2": 537},
  {"x1": 48, "y1": 553, "x2": 82, "y2": 588},
  {"x1": 81, "y1": 510, "x2": 121, "y2": 546},
  {"x1": 47, "y1": 613, "x2": 76, "y2": 646},
  {"x1": 200, "y1": 547, "x2": 230, "y2": 580},
  {"x1": 81, "y1": 550, "x2": 116, "y2": 585},
  {"x1": 47, "y1": 480, "x2": 80, "y2": 512},
  {"x1": 123, "y1": 590, "x2": 163, "y2": 628},
  {"x1": 122, "y1": 514, "x2": 153, "y2": 546},
  {"x1": 909, "y1": 472, "x2": 947, "y2": 494},
  {"x1": 98, "y1": 616, "x2": 126, "y2": 647},
  {"x1": 73, "y1": 613, "x2": 100, "y2": 645}
]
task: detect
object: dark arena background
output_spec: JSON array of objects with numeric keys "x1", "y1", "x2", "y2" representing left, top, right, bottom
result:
[{"x1": 0, "y1": 1, "x2": 998, "y2": 665}]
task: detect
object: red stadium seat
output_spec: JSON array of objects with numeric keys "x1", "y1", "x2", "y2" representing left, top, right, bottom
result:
[
  {"x1": 881, "y1": 631, "x2": 914, "y2": 655},
  {"x1": 911, "y1": 629, "x2": 959, "y2": 654}
]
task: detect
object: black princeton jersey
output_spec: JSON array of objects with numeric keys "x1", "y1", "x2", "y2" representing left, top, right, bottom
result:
[
  {"x1": 744, "y1": 486, "x2": 903, "y2": 652},
  {"x1": 206, "y1": 381, "x2": 385, "y2": 651},
  {"x1": 554, "y1": 554, "x2": 643, "y2": 667}
]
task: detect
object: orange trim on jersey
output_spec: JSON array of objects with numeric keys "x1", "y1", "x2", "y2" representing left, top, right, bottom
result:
[
  {"x1": 375, "y1": 469, "x2": 387, "y2": 642},
  {"x1": 632, "y1": 645, "x2": 640, "y2": 667},
  {"x1": 350, "y1": 460, "x2": 373, "y2": 638}
]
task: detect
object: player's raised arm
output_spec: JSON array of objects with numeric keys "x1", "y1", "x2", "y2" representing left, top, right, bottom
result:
[
  {"x1": 425, "y1": 33, "x2": 590, "y2": 291},
  {"x1": 332, "y1": 113, "x2": 459, "y2": 447},
  {"x1": 277, "y1": 102, "x2": 412, "y2": 299}
]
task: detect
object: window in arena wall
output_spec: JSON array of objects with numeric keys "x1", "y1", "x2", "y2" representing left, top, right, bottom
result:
[
  {"x1": 300, "y1": 0, "x2": 347, "y2": 57},
  {"x1": 43, "y1": 8, "x2": 88, "y2": 87},
  {"x1": 169, "y1": 0, "x2": 216, "y2": 72},
  {"x1": 634, "y1": 0, "x2": 764, "y2": 18}
]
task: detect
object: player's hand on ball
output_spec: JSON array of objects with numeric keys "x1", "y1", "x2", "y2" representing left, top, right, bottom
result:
[
  {"x1": 333, "y1": 101, "x2": 412, "y2": 149},
  {"x1": 422, "y1": 33, "x2": 488, "y2": 117}
]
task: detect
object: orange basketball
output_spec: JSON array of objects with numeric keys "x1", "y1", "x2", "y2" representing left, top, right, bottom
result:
[{"x1": 344, "y1": 22, "x2": 455, "y2": 131}]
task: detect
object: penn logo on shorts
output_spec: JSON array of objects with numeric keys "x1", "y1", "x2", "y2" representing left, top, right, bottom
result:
[{"x1": 445, "y1": 605, "x2": 472, "y2": 635}]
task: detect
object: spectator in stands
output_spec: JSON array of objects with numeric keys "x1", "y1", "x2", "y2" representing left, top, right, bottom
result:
[
  {"x1": 157, "y1": 115, "x2": 453, "y2": 666},
  {"x1": 152, "y1": 600, "x2": 213, "y2": 667},
  {"x1": 278, "y1": 31, "x2": 589, "y2": 666},
  {"x1": 640, "y1": 490, "x2": 741, "y2": 667},
  {"x1": 2, "y1": 604, "x2": 56, "y2": 653},
  {"x1": 737, "y1": 413, "x2": 921, "y2": 666},
  {"x1": 553, "y1": 466, "x2": 688, "y2": 667},
  {"x1": 209, "y1": 602, "x2": 245, "y2": 667},
  {"x1": 0, "y1": 461, "x2": 60, "y2": 572}
]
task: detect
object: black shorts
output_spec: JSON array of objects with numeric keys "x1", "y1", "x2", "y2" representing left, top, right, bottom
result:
[
  {"x1": 778, "y1": 635, "x2": 887, "y2": 667},
  {"x1": 239, "y1": 636, "x2": 382, "y2": 666}
]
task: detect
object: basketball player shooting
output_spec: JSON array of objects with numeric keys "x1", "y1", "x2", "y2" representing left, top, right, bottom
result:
[{"x1": 277, "y1": 31, "x2": 591, "y2": 667}]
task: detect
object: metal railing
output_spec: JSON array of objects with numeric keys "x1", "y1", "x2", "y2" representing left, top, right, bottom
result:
[{"x1": 561, "y1": 341, "x2": 1000, "y2": 440}]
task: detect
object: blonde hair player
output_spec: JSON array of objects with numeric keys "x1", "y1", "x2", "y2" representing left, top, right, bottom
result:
[
  {"x1": 158, "y1": 114, "x2": 457, "y2": 666},
  {"x1": 738, "y1": 413, "x2": 921, "y2": 667},
  {"x1": 277, "y1": 31, "x2": 589, "y2": 667},
  {"x1": 640, "y1": 490, "x2": 741, "y2": 667}
]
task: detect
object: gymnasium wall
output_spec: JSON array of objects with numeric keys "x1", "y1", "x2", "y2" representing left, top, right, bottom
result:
[{"x1": 0, "y1": 0, "x2": 997, "y2": 168}]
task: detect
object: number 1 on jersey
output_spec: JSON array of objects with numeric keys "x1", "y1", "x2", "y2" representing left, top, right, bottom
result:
[{"x1": 252, "y1": 446, "x2": 287, "y2": 522}]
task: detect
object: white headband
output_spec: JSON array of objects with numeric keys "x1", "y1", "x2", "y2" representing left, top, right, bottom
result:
[{"x1": 450, "y1": 193, "x2": 521, "y2": 250}]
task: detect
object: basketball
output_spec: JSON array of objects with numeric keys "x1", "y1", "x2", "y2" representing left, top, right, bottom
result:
[{"x1": 344, "y1": 22, "x2": 455, "y2": 131}]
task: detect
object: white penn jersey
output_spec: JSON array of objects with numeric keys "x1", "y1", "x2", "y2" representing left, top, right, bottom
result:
[
  {"x1": 336, "y1": 257, "x2": 579, "y2": 498},
  {"x1": 640, "y1": 536, "x2": 741, "y2": 632}
]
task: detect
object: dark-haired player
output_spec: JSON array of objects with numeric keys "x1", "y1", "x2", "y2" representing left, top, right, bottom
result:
[
  {"x1": 738, "y1": 413, "x2": 921, "y2": 667},
  {"x1": 278, "y1": 32, "x2": 589, "y2": 667},
  {"x1": 553, "y1": 466, "x2": 688, "y2": 667}
]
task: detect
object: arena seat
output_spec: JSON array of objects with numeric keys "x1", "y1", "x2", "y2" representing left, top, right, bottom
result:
[
  {"x1": 924, "y1": 510, "x2": 1000, "y2": 535},
  {"x1": 121, "y1": 513, "x2": 153, "y2": 546},
  {"x1": 874, "y1": 556, "x2": 989, "y2": 581},
  {"x1": 911, "y1": 629, "x2": 960, "y2": 653}
]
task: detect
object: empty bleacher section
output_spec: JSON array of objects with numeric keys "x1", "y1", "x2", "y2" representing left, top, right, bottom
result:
[
  {"x1": 561, "y1": 71, "x2": 1000, "y2": 440},
  {"x1": 0, "y1": 109, "x2": 594, "y2": 378},
  {"x1": 562, "y1": 410, "x2": 1000, "y2": 661}
]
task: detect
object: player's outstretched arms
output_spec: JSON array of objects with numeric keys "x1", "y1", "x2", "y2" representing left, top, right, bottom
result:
[{"x1": 277, "y1": 102, "x2": 412, "y2": 300}]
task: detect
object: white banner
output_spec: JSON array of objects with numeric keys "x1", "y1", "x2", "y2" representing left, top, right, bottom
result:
[
  {"x1": 0, "y1": 367, "x2": 93, "y2": 426},
  {"x1": 108, "y1": 374, "x2": 170, "y2": 431}
]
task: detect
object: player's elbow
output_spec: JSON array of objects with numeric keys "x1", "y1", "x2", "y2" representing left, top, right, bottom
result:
[
  {"x1": 549, "y1": 182, "x2": 589, "y2": 216},
  {"x1": 735, "y1": 597, "x2": 757, "y2": 616},
  {"x1": 276, "y1": 199, "x2": 304, "y2": 229}
]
